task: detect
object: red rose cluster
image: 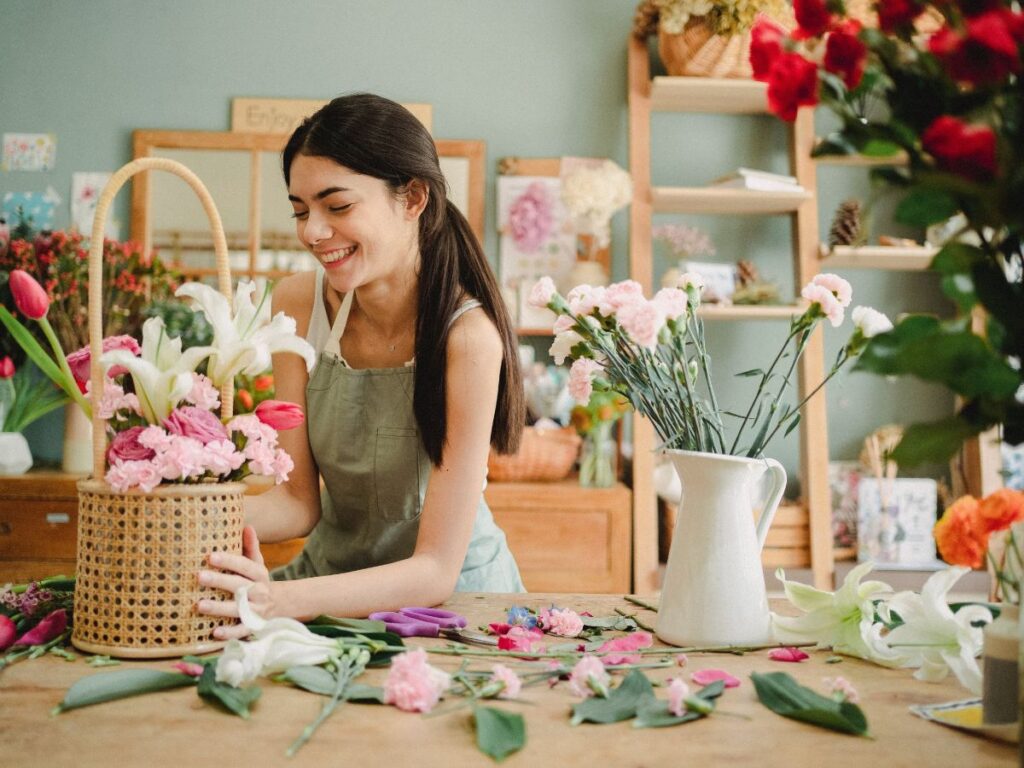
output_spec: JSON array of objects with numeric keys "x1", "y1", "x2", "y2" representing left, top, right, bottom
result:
[{"x1": 751, "y1": 0, "x2": 1023, "y2": 181}]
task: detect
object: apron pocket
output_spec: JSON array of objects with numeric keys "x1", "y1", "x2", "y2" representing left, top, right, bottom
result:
[{"x1": 373, "y1": 426, "x2": 423, "y2": 521}]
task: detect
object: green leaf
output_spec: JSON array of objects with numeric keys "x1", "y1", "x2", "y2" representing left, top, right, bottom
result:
[
  {"x1": 633, "y1": 681, "x2": 724, "y2": 728},
  {"x1": 197, "y1": 664, "x2": 261, "y2": 719},
  {"x1": 308, "y1": 616, "x2": 387, "y2": 634},
  {"x1": 894, "y1": 188, "x2": 959, "y2": 227},
  {"x1": 751, "y1": 672, "x2": 868, "y2": 736},
  {"x1": 54, "y1": 669, "x2": 196, "y2": 713},
  {"x1": 570, "y1": 669, "x2": 655, "y2": 725},
  {"x1": 343, "y1": 683, "x2": 386, "y2": 703},
  {"x1": 889, "y1": 418, "x2": 980, "y2": 466},
  {"x1": 860, "y1": 139, "x2": 902, "y2": 157},
  {"x1": 783, "y1": 413, "x2": 802, "y2": 437},
  {"x1": 736, "y1": 368, "x2": 764, "y2": 378},
  {"x1": 474, "y1": 706, "x2": 526, "y2": 762},
  {"x1": 580, "y1": 615, "x2": 637, "y2": 631},
  {"x1": 280, "y1": 665, "x2": 337, "y2": 696},
  {"x1": 0, "y1": 306, "x2": 69, "y2": 394}
]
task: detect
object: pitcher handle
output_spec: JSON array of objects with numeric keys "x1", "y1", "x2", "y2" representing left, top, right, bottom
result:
[{"x1": 755, "y1": 458, "x2": 787, "y2": 551}]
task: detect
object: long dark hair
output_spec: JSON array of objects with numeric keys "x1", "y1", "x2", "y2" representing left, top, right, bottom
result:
[{"x1": 283, "y1": 93, "x2": 524, "y2": 464}]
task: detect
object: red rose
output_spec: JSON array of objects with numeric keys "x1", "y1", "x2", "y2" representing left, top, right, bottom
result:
[
  {"x1": 766, "y1": 52, "x2": 820, "y2": 122},
  {"x1": 878, "y1": 0, "x2": 924, "y2": 32},
  {"x1": 750, "y1": 16, "x2": 788, "y2": 81},
  {"x1": 107, "y1": 426, "x2": 157, "y2": 463},
  {"x1": 929, "y1": 12, "x2": 1021, "y2": 85},
  {"x1": 255, "y1": 399, "x2": 305, "y2": 431},
  {"x1": 793, "y1": 0, "x2": 833, "y2": 38},
  {"x1": 922, "y1": 116, "x2": 997, "y2": 181},
  {"x1": 824, "y1": 20, "x2": 867, "y2": 89},
  {"x1": 66, "y1": 334, "x2": 141, "y2": 386}
]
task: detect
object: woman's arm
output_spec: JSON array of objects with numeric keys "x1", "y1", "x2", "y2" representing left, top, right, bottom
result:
[
  {"x1": 243, "y1": 272, "x2": 323, "y2": 543},
  {"x1": 200, "y1": 307, "x2": 504, "y2": 632}
]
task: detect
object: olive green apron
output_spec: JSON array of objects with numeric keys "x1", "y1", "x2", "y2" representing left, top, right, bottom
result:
[{"x1": 274, "y1": 275, "x2": 524, "y2": 592}]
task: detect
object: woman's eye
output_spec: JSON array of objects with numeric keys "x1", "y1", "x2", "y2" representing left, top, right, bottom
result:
[
  {"x1": 329, "y1": 204, "x2": 352, "y2": 213},
  {"x1": 290, "y1": 210, "x2": 308, "y2": 220}
]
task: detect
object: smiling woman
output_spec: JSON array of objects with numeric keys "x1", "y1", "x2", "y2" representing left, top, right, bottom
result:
[{"x1": 195, "y1": 94, "x2": 527, "y2": 635}]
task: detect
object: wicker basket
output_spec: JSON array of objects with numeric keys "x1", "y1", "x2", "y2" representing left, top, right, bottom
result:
[
  {"x1": 658, "y1": 18, "x2": 753, "y2": 79},
  {"x1": 487, "y1": 426, "x2": 581, "y2": 482},
  {"x1": 72, "y1": 157, "x2": 244, "y2": 658}
]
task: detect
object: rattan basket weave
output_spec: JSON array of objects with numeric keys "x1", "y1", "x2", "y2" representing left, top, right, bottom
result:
[
  {"x1": 487, "y1": 426, "x2": 581, "y2": 482},
  {"x1": 72, "y1": 157, "x2": 244, "y2": 658},
  {"x1": 658, "y1": 18, "x2": 753, "y2": 79}
]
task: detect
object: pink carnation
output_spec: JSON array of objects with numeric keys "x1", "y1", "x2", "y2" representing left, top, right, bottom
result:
[
  {"x1": 652, "y1": 287, "x2": 688, "y2": 321},
  {"x1": 617, "y1": 299, "x2": 665, "y2": 349},
  {"x1": 271, "y1": 448, "x2": 295, "y2": 483},
  {"x1": 163, "y1": 406, "x2": 228, "y2": 445},
  {"x1": 105, "y1": 459, "x2": 163, "y2": 492},
  {"x1": 228, "y1": 414, "x2": 277, "y2": 445},
  {"x1": 137, "y1": 425, "x2": 172, "y2": 452},
  {"x1": 568, "y1": 358, "x2": 602, "y2": 403},
  {"x1": 107, "y1": 426, "x2": 156, "y2": 464},
  {"x1": 568, "y1": 655, "x2": 610, "y2": 698},
  {"x1": 488, "y1": 664, "x2": 522, "y2": 699},
  {"x1": 539, "y1": 606, "x2": 584, "y2": 637},
  {"x1": 823, "y1": 675, "x2": 859, "y2": 704},
  {"x1": 667, "y1": 677, "x2": 691, "y2": 717},
  {"x1": 528, "y1": 276, "x2": 557, "y2": 309},
  {"x1": 202, "y1": 439, "x2": 246, "y2": 475},
  {"x1": 509, "y1": 182, "x2": 555, "y2": 253},
  {"x1": 184, "y1": 373, "x2": 220, "y2": 411},
  {"x1": 801, "y1": 283, "x2": 845, "y2": 327},
  {"x1": 244, "y1": 440, "x2": 278, "y2": 476},
  {"x1": 382, "y1": 648, "x2": 451, "y2": 713},
  {"x1": 811, "y1": 273, "x2": 852, "y2": 307},
  {"x1": 552, "y1": 314, "x2": 575, "y2": 335},
  {"x1": 597, "y1": 280, "x2": 643, "y2": 316},
  {"x1": 154, "y1": 435, "x2": 206, "y2": 480},
  {"x1": 567, "y1": 284, "x2": 607, "y2": 316},
  {"x1": 597, "y1": 630, "x2": 653, "y2": 665},
  {"x1": 95, "y1": 381, "x2": 142, "y2": 420},
  {"x1": 67, "y1": 335, "x2": 140, "y2": 385}
]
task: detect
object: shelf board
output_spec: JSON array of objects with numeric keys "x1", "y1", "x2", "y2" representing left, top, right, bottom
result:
[
  {"x1": 652, "y1": 186, "x2": 811, "y2": 214},
  {"x1": 820, "y1": 244, "x2": 937, "y2": 270},
  {"x1": 650, "y1": 76, "x2": 768, "y2": 114},
  {"x1": 697, "y1": 303, "x2": 800, "y2": 320},
  {"x1": 813, "y1": 147, "x2": 909, "y2": 167}
]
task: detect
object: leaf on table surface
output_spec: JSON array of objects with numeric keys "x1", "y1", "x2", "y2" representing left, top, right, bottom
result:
[
  {"x1": 308, "y1": 616, "x2": 387, "y2": 634},
  {"x1": 751, "y1": 671, "x2": 868, "y2": 736},
  {"x1": 474, "y1": 706, "x2": 526, "y2": 762},
  {"x1": 279, "y1": 666, "x2": 385, "y2": 703},
  {"x1": 634, "y1": 680, "x2": 725, "y2": 729},
  {"x1": 53, "y1": 669, "x2": 196, "y2": 713},
  {"x1": 570, "y1": 669, "x2": 655, "y2": 725},
  {"x1": 197, "y1": 664, "x2": 261, "y2": 719}
]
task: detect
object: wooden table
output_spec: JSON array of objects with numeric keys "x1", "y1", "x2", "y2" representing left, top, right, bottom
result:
[{"x1": 0, "y1": 594, "x2": 1015, "y2": 767}]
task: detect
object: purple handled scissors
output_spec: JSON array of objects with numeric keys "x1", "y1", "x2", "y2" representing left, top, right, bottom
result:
[{"x1": 368, "y1": 607, "x2": 496, "y2": 646}]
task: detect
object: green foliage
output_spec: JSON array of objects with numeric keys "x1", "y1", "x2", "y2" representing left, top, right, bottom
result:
[
  {"x1": 751, "y1": 672, "x2": 868, "y2": 736},
  {"x1": 570, "y1": 669, "x2": 655, "y2": 725},
  {"x1": 474, "y1": 706, "x2": 526, "y2": 762},
  {"x1": 197, "y1": 664, "x2": 261, "y2": 719},
  {"x1": 53, "y1": 669, "x2": 196, "y2": 714}
]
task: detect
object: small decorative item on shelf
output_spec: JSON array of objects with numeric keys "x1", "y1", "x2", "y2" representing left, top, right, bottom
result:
[
  {"x1": 731, "y1": 259, "x2": 781, "y2": 306},
  {"x1": 486, "y1": 420, "x2": 581, "y2": 483},
  {"x1": 633, "y1": 0, "x2": 791, "y2": 78},
  {"x1": 755, "y1": 0, "x2": 1024, "y2": 467},
  {"x1": 571, "y1": 391, "x2": 629, "y2": 488},
  {"x1": 530, "y1": 270, "x2": 889, "y2": 645},
  {"x1": 559, "y1": 158, "x2": 632, "y2": 290},
  {"x1": 0, "y1": 356, "x2": 48, "y2": 475},
  {"x1": 933, "y1": 489, "x2": 1024, "y2": 726},
  {"x1": 654, "y1": 223, "x2": 716, "y2": 291},
  {"x1": 827, "y1": 199, "x2": 865, "y2": 249}
]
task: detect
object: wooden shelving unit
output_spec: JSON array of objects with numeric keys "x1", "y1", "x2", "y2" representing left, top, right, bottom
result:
[
  {"x1": 820, "y1": 244, "x2": 937, "y2": 270},
  {"x1": 628, "y1": 37, "x2": 834, "y2": 591}
]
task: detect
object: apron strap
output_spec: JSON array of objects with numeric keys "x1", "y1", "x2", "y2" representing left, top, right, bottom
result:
[{"x1": 325, "y1": 290, "x2": 355, "y2": 356}]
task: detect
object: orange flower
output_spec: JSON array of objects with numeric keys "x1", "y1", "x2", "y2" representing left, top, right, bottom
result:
[
  {"x1": 978, "y1": 488, "x2": 1024, "y2": 534},
  {"x1": 253, "y1": 374, "x2": 274, "y2": 392},
  {"x1": 934, "y1": 495, "x2": 990, "y2": 569}
]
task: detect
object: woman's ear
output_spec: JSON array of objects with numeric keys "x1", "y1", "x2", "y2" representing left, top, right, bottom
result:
[{"x1": 402, "y1": 179, "x2": 430, "y2": 220}]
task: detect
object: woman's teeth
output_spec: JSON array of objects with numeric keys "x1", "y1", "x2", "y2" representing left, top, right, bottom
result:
[{"x1": 323, "y1": 245, "x2": 356, "y2": 264}]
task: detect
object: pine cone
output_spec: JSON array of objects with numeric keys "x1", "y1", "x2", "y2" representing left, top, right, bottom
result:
[
  {"x1": 828, "y1": 199, "x2": 863, "y2": 248},
  {"x1": 633, "y1": 0, "x2": 660, "y2": 39},
  {"x1": 736, "y1": 259, "x2": 759, "y2": 288}
]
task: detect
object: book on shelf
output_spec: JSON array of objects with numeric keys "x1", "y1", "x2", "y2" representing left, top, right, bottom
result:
[{"x1": 711, "y1": 167, "x2": 803, "y2": 193}]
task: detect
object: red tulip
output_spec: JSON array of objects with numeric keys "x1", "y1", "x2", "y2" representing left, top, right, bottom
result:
[
  {"x1": 824, "y1": 20, "x2": 867, "y2": 89},
  {"x1": 0, "y1": 356, "x2": 14, "y2": 379},
  {"x1": 750, "y1": 16, "x2": 788, "y2": 82},
  {"x1": 8, "y1": 269, "x2": 50, "y2": 320},
  {"x1": 14, "y1": 608, "x2": 67, "y2": 646},
  {"x1": 922, "y1": 115, "x2": 997, "y2": 181},
  {"x1": 0, "y1": 615, "x2": 16, "y2": 651},
  {"x1": 766, "y1": 52, "x2": 820, "y2": 122},
  {"x1": 255, "y1": 399, "x2": 305, "y2": 431}
]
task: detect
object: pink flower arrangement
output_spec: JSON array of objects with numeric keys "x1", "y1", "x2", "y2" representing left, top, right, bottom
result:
[
  {"x1": 538, "y1": 606, "x2": 583, "y2": 638},
  {"x1": 382, "y1": 648, "x2": 451, "y2": 713},
  {"x1": 652, "y1": 224, "x2": 716, "y2": 260},
  {"x1": 508, "y1": 182, "x2": 555, "y2": 253}
]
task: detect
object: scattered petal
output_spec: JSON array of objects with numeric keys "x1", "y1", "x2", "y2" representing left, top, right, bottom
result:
[
  {"x1": 675, "y1": 653, "x2": 688, "y2": 667},
  {"x1": 597, "y1": 630, "x2": 653, "y2": 665},
  {"x1": 690, "y1": 668, "x2": 740, "y2": 688},
  {"x1": 768, "y1": 647, "x2": 810, "y2": 663}
]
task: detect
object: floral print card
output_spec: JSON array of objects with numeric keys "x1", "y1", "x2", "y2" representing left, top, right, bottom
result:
[
  {"x1": 857, "y1": 478, "x2": 939, "y2": 567},
  {"x1": 2, "y1": 133, "x2": 57, "y2": 171}
]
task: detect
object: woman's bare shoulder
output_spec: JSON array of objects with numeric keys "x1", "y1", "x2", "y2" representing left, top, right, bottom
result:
[
  {"x1": 271, "y1": 271, "x2": 317, "y2": 337},
  {"x1": 447, "y1": 305, "x2": 502, "y2": 367}
]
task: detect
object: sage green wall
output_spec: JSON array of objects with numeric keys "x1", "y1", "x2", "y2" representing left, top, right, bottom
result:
[{"x1": 1, "y1": 0, "x2": 952, "y2": 486}]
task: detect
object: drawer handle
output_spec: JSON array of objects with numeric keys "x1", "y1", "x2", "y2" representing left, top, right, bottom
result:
[{"x1": 46, "y1": 512, "x2": 71, "y2": 525}]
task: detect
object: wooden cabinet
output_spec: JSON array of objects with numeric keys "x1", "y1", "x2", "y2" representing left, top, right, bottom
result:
[{"x1": 485, "y1": 479, "x2": 631, "y2": 594}]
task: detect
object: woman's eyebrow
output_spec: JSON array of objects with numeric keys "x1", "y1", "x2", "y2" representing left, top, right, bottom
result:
[{"x1": 288, "y1": 186, "x2": 351, "y2": 203}]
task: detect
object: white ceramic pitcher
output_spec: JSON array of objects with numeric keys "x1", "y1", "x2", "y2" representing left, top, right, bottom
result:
[{"x1": 656, "y1": 449, "x2": 787, "y2": 646}]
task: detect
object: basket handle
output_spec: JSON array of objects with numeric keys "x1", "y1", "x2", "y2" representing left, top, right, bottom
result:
[{"x1": 88, "y1": 157, "x2": 234, "y2": 480}]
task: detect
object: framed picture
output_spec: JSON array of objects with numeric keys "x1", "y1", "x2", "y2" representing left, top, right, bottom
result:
[{"x1": 857, "y1": 478, "x2": 939, "y2": 567}]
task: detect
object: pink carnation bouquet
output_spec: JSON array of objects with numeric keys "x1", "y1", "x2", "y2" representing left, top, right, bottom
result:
[{"x1": 529, "y1": 272, "x2": 890, "y2": 457}]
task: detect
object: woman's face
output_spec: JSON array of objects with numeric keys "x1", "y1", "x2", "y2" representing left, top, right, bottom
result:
[{"x1": 287, "y1": 154, "x2": 423, "y2": 294}]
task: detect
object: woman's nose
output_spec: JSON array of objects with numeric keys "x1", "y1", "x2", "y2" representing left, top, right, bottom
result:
[{"x1": 300, "y1": 211, "x2": 332, "y2": 246}]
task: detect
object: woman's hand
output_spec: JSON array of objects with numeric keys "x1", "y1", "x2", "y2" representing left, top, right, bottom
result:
[{"x1": 197, "y1": 526, "x2": 278, "y2": 640}]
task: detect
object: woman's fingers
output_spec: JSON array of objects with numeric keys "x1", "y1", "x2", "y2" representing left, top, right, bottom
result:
[
  {"x1": 213, "y1": 623, "x2": 252, "y2": 641},
  {"x1": 242, "y1": 526, "x2": 266, "y2": 567},
  {"x1": 197, "y1": 596, "x2": 238, "y2": 618},
  {"x1": 208, "y1": 551, "x2": 268, "y2": 583},
  {"x1": 198, "y1": 569, "x2": 252, "y2": 596}
]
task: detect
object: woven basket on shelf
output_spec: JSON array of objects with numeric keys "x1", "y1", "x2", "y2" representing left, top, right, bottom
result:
[
  {"x1": 658, "y1": 17, "x2": 753, "y2": 79},
  {"x1": 72, "y1": 157, "x2": 244, "y2": 658},
  {"x1": 487, "y1": 426, "x2": 581, "y2": 483}
]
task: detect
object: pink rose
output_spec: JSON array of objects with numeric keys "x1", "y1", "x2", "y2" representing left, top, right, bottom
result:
[
  {"x1": 617, "y1": 299, "x2": 665, "y2": 349},
  {"x1": 568, "y1": 358, "x2": 602, "y2": 403},
  {"x1": 0, "y1": 615, "x2": 16, "y2": 651},
  {"x1": 67, "y1": 335, "x2": 141, "y2": 385},
  {"x1": 528, "y1": 276, "x2": 558, "y2": 309},
  {"x1": 107, "y1": 426, "x2": 156, "y2": 464},
  {"x1": 163, "y1": 406, "x2": 228, "y2": 445},
  {"x1": 254, "y1": 400, "x2": 305, "y2": 431},
  {"x1": 382, "y1": 648, "x2": 451, "y2": 713}
]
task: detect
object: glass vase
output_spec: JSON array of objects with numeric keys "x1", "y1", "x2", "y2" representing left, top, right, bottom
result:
[{"x1": 579, "y1": 422, "x2": 616, "y2": 488}]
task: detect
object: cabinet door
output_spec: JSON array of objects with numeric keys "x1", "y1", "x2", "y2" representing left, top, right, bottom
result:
[{"x1": 0, "y1": 499, "x2": 79, "y2": 582}]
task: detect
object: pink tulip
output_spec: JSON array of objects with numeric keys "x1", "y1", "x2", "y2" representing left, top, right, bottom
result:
[
  {"x1": 8, "y1": 269, "x2": 50, "y2": 320},
  {"x1": 0, "y1": 615, "x2": 16, "y2": 651},
  {"x1": 0, "y1": 356, "x2": 14, "y2": 379},
  {"x1": 14, "y1": 608, "x2": 67, "y2": 646},
  {"x1": 255, "y1": 400, "x2": 305, "y2": 431}
]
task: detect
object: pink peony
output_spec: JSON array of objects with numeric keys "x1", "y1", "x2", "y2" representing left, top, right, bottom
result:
[
  {"x1": 652, "y1": 287, "x2": 688, "y2": 321},
  {"x1": 811, "y1": 273, "x2": 853, "y2": 307},
  {"x1": 801, "y1": 283, "x2": 845, "y2": 327},
  {"x1": 597, "y1": 630, "x2": 653, "y2": 665},
  {"x1": 508, "y1": 182, "x2": 555, "y2": 253},
  {"x1": 666, "y1": 677, "x2": 691, "y2": 717},
  {"x1": 488, "y1": 664, "x2": 522, "y2": 699},
  {"x1": 107, "y1": 426, "x2": 156, "y2": 464},
  {"x1": 539, "y1": 606, "x2": 584, "y2": 637},
  {"x1": 568, "y1": 358, "x2": 603, "y2": 403},
  {"x1": 528, "y1": 276, "x2": 558, "y2": 309},
  {"x1": 690, "y1": 668, "x2": 741, "y2": 688},
  {"x1": 597, "y1": 280, "x2": 643, "y2": 316},
  {"x1": 382, "y1": 648, "x2": 451, "y2": 713},
  {"x1": 184, "y1": 373, "x2": 220, "y2": 411},
  {"x1": 66, "y1": 335, "x2": 140, "y2": 385},
  {"x1": 617, "y1": 300, "x2": 665, "y2": 349},
  {"x1": 255, "y1": 400, "x2": 305, "y2": 431},
  {"x1": 768, "y1": 647, "x2": 810, "y2": 662},
  {"x1": 568, "y1": 655, "x2": 610, "y2": 698},
  {"x1": 163, "y1": 406, "x2": 228, "y2": 445}
]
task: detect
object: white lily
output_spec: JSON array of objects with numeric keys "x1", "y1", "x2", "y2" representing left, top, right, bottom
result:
[
  {"x1": 771, "y1": 561, "x2": 899, "y2": 663},
  {"x1": 102, "y1": 317, "x2": 214, "y2": 423},
  {"x1": 215, "y1": 585, "x2": 343, "y2": 687},
  {"x1": 175, "y1": 280, "x2": 316, "y2": 387},
  {"x1": 879, "y1": 567, "x2": 992, "y2": 694}
]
